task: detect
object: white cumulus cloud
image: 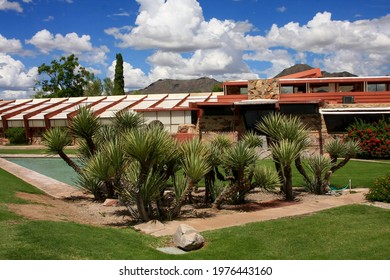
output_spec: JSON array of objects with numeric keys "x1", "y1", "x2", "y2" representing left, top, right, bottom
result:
[
  {"x1": 0, "y1": 34, "x2": 23, "y2": 54},
  {"x1": 107, "y1": 59, "x2": 150, "y2": 90},
  {"x1": 0, "y1": 53, "x2": 37, "y2": 99},
  {"x1": 0, "y1": 0, "x2": 23, "y2": 12},
  {"x1": 26, "y1": 29, "x2": 109, "y2": 65},
  {"x1": 246, "y1": 12, "x2": 390, "y2": 76}
]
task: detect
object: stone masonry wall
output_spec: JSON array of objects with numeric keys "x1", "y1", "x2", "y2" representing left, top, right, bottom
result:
[{"x1": 248, "y1": 79, "x2": 280, "y2": 100}]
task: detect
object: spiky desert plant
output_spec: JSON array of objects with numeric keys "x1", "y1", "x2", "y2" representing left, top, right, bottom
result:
[
  {"x1": 271, "y1": 139, "x2": 302, "y2": 200},
  {"x1": 213, "y1": 142, "x2": 258, "y2": 208},
  {"x1": 168, "y1": 141, "x2": 211, "y2": 218},
  {"x1": 81, "y1": 139, "x2": 127, "y2": 199},
  {"x1": 68, "y1": 106, "x2": 101, "y2": 155},
  {"x1": 305, "y1": 154, "x2": 333, "y2": 194},
  {"x1": 42, "y1": 127, "x2": 81, "y2": 174},
  {"x1": 113, "y1": 110, "x2": 144, "y2": 132},
  {"x1": 256, "y1": 113, "x2": 311, "y2": 188},
  {"x1": 122, "y1": 125, "x2": 178, "y2": 222},
  {"x1": 240, "y1": 131, "x2": 263, "y2": 149},
  {"x1": 252, "y1": 165, "x2": 281, "y2": 191},
  {"x1": 324, "y1": 138, "x2": 361, "y2": 184}
]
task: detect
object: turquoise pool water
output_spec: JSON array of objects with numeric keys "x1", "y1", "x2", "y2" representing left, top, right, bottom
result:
[{"x1": 6, "y1": 157, "x2": 79, "y2": 187}]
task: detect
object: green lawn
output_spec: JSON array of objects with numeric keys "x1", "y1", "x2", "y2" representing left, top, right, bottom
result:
[
  {"x1": 259, "y1": 158, "x2": 390, "y2": 189},
  {"x1": 0, "y1": 166, "x2": 390, "y2": 260},
  {"x1": 0, "y1": 147, "x2": 78, "y2": 155}
]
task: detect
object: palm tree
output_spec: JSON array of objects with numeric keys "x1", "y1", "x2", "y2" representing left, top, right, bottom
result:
[{"x1": 42, "y1": 127, "x2": 81, "y2": 174}]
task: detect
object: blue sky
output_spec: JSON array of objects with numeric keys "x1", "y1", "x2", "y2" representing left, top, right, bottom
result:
[{"x1": 0, "y1": 0, "x2": 389, "y2": 99}]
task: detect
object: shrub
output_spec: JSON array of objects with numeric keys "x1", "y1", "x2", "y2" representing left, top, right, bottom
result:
[
  {"x1": 345, "y1": 118, "x2": 390, "y2": 159},
  {"x1": 5, "y1": 127, "x2": 27, "y2": 144},
  {"x1": 365, "y1": 174, "x2": 390, "y2": 203}
]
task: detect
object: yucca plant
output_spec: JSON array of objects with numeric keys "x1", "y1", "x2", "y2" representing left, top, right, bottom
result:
[
  {"x1": 201, "y1": 135, "x2": 232, "y2": 204},
  {"x1": 113, "y1": 110, "x2": 144, "y2": 132},
  {"x1": 240, "y1": 131, "x2": 263, "y2": 149},
  {"x1": 304, "y1": 154, "x2": 333, "y2": 194},
  {"x1": 252, "y1": 165, "x2": 281, "y2": 191},
  {"x1": 42, "y1": 127, "x2": 81, "y2": 174},
  {"x1": 256, "y1": 113, "x2": 312, "y2": 193},
  {"x1": 68, "y1": 106, "x2": 101, "y2": 155},
  {"x1": 122, "y1": 125, "x2": 178, "y2": 221},
  {"x1": 81, "y1": 140, "x2": 127, "y2": 199},
  {"x1": 324, "y1": 138, "x2": 361, "y2": 185},
  {"x1": 213, "y1": 142, "x2": 258, "y2": 208},
  {"x1": 271, "y1": 139, "x2": 302, "y2": 200},
  {"x1": 168, "y1": 143, "x2": 211, "y2": 218}
]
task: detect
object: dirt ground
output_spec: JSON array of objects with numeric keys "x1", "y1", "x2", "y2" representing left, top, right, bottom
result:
[{"x1": 6, "y1": 189, "x2": 336, "y2": 228}]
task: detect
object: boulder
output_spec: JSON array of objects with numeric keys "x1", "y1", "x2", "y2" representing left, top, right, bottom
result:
[{"x1": 173, "y1": 224, "x2": 205, "y2": 251}]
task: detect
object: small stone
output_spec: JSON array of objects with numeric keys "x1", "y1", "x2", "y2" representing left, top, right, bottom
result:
[
  {"x1": 173, "y1": 224, "x2": 205, "y2": 251},
  {"x1": 102, "y1": 199, "x2": 119, "y2": 207}
]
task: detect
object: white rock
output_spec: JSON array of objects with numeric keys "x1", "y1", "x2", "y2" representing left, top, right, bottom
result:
[{"x1": 173, "y1": 224, "x2": 205, "y2": 251}]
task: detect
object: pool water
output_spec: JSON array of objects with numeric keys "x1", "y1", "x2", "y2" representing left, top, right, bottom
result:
[{"x1": 6, "y1": 157, "x2": 79, "y2": 187}]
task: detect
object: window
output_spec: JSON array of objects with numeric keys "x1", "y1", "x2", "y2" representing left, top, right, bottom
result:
[
  {"x1": 367, "y1": 83, "x2": 386, "y2": 92},
  {"x1": 280, "y1": 84, "x2": 306, "y2": 94},
  {"x1": 338, "y1": 82, "x2": 364, "y2": 92},
  {"x1": 310, "y1": 83, "x2": 329, "y2": 93}
]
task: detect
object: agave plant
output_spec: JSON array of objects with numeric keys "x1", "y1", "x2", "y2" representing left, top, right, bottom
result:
[{"x1": 42, "y1": 127, "x2": 81, "y2": 174}]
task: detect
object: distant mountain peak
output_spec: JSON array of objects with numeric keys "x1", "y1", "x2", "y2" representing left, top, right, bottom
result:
[
  {"x1": 130, "y1": 77, "x2": 222, "y2": 94},
  {"x1": 274, "y1": 64, "x2": 357, "y2": 78}
]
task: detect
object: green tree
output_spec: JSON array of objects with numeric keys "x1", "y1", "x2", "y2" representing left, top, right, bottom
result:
[
  {"x1": 34, "y1": 54, "x2": 91, "y2": 98},
  {"x1": 103, "y1": 78, "x2": 114, "y2": 96},
  {"x1": 113, "y1": 53, "x2": 125, "y2": 95},
  {"x1": 84, "y1": 75, "x2": 103, "y2": 96}
]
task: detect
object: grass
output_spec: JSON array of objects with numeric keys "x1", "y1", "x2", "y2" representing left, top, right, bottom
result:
[
  {"x1": 258, "y1": 158, "x2": 390, "y2": 189},
  {"x1": 0, "y1": 165, "x2": 390, "y2": 260},
  {"x1": 0, "y1": 147, "x2": 78, "y2": 155}
]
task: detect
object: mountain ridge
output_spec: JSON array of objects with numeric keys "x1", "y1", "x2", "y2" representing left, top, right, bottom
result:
[{"x1": 130, "y1": 65, "x2": 357, "y2": 94}]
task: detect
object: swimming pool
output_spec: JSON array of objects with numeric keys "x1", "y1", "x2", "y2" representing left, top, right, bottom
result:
[{"x1": 5, "y1": 157, "x2": 79, "y2": 187}]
